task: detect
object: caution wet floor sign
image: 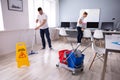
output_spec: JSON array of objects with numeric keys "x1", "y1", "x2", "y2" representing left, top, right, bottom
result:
[{"x1": 16, "y1": 42, "x2": 30, "y2": 68}]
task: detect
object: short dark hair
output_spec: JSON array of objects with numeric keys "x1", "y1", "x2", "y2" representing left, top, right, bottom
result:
[
  {"x1": 83, "y1": 12, "x2": 88, "y2": 15},
  {"x1": 38, "y1": 7, "x2": 42, "y2": 11}
]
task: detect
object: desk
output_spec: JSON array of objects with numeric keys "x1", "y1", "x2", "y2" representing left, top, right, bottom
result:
[
  {"x1": 101, "y1": 35, "x2": 120, "y2": 80},
  {"x1": 103, "y1": 31, "x2": 120, "y2": 34},
  {"x1": 55, "y1": 28, "x2": 77, "y2": 31},
  {"x1": 55, "y1": 28, "x2": 120, "y2": 34}
]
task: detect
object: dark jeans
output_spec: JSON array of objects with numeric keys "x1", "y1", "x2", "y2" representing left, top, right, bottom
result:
[
  {"x1": 77, "y1": 27, "x2": 83, "y2": 43},
  {"x1": 40, "y1": 28, "x2": 52, "y2": 48}
]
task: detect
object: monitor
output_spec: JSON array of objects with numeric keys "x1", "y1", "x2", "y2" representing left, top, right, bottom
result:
[
  {"x1": 87, "y1": 22, "x2": 99, "y2": 28},
  {"x1": 61, "y1": 22, "x2": 70, "y2": 28},
  {"x1": 70, "y1": 22, "x2": 77, "y2": 29},
  {"x1": 101, "y1": 22, "x2": 114, "y2": 31}
]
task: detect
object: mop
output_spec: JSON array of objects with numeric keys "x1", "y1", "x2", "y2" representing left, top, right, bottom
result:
[{"x1": 29, "y1": 29, "x2": 38, "y2": 55}]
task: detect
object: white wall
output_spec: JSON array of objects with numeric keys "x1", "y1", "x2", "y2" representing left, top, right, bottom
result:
[
  {"x1": 0, "y1": 29, "x2": 34, "y2": 55},
  {"x1": 0, "y1": 0, "x2": 31, "y2": 55},
  {"x1": 0, "y1": 28, "x2": 59, "y2": 55},
  {"x1": 59, "y1": 0, "x2": 120, "y2": 22},
  {"x1": 0, "y1": 0, "x2": 4, "y2": 31},
  {"x1": 1, "y1": 0, "x2": 29, "y2": 31},
  {"x1": 0, "y1": 0, "x2": 59, "y2": 55}
]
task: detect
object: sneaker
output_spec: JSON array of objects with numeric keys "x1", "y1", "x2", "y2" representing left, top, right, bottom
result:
[{"x1": 77, "y1": 43, "x2": 81, "y2": 46}]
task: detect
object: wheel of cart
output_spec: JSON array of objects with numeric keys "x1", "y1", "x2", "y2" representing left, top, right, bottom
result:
[
  {"x1": 72, "y1": 71, "x2": 76, "y2": 75},
  {"x1": 79, "y1": 64, "x2": 84, "y2": 72},
  {"x1": 81, "y1": 68, "x2": 84, "y2": 72},
  {"x1": 56, "y1": 64, "x2": 59, "y2": 67},
  {"x1": 80, "y1": 63, "x2": 84, "y2": 71},
  {"x1": 71, "y1": 62, "x2": 84, "y2": 75}
]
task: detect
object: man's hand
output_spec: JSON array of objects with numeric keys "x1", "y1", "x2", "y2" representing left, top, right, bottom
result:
[
  {"x1": 36, "y1": 19, "x2": 39, "y2": 23},
  {"x1": 35, "y1": 19, "x2": 46, "y2": 30},
  {"x1": 81, "y1": 28, "x2": 84, "y2": 31}
]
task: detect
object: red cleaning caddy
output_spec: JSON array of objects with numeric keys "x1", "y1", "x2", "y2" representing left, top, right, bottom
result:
[{"x1": 58, "y1": 49, "x2": 71, "y2": 64}]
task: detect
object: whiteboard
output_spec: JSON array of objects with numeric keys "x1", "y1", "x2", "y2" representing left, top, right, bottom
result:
[{"x1": 79, "y1": 9, "x2": 100, "y2": 22}]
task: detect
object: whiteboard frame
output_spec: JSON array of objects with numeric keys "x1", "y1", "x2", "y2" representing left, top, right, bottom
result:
[{"x1": 79, "y1": 9, "x2": 101, "y2": 22}]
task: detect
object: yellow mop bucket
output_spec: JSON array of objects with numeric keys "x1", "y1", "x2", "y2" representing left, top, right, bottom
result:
[{"x1": 16, "y1": 42, "x2": 30, "y2": 68}]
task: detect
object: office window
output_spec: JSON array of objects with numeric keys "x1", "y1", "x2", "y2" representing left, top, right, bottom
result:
[
  {"x1": 0, "y1": 1, "x2": 4, "y2": 31},
  {"x1": 43, "y1": 0, "x2": 56, "y2": 27},
  {"x1": 28, "y1": 0, "x2": 58, "y2": 29},
  {"x1": 28, "y1": 0, "x2": 43, "y2": 29}
]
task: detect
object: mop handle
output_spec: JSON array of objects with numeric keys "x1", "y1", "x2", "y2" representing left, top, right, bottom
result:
[
  {"x1": 31, "y1": 24, "x2": 37, "y2": 50},
  {"x1": 73, "y1": 44, "x2": 81, "y2": 52},
  {"x1": 81, "y1": 42, "x2": 92, "y2": 53},
  {"x1": 73, "y1": 41, "x2": 92, "y2": 53}
]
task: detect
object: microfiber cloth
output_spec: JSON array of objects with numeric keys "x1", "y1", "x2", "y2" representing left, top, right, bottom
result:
[{"x1": 112, "y1": 42, "x2": 120, "y2": 45}]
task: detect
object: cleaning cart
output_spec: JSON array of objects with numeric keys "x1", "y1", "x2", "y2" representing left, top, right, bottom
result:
[{"x1": 56, "y1": 43, "x2": 91, "y2": 75}]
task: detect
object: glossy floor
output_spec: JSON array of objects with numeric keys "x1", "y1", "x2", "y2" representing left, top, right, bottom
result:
[{"x1": 0, "y1": 40, "x2": 120, "y2": 80}]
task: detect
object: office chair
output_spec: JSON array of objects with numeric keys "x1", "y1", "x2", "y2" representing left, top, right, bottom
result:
[
  {"x1": 83, "y1": 29, "x2": 92, "y2": 43},
  {"x1": 59, "y1": 28, "x2": 74, "y2": 49},
  {"x1": 93, "y1": 29, "x2": 104, "y2": 47},
  {"x1": 59, "y1": 28, "x2": 68, "y2": 41},
  {"x1": 89, "y1": 37, "x2": 105, "y2": 70}
]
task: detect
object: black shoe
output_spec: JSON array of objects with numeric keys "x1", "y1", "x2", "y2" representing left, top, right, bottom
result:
[
  {"x1": 49, "y1": 47, "x2": 53, "y2": 50},
  {"x1": 41, "y1": 47, "x2": 45, "y2": 50}
]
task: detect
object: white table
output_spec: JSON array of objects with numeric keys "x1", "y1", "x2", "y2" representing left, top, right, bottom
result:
[
  {"x1": 101, "y1": 35, "x2": 120, "y2": 80},
  {"x1": 55, "y1": 28, "x2": 120, "y2": 34}
]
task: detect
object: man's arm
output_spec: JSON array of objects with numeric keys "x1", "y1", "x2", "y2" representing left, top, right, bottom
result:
[
  {"x1": 79, "y1": 19, "x2": 83, "y2": 24},
  {"x1": 35, "y1": 19, "x2": 47, "y2": 30},
  {"x1": 79, "y1": 19, "x2": 85, "y2": 31}
]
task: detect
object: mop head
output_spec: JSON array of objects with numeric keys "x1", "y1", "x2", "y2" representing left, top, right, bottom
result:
[{"x1": 29, "y1": 50, "x2": 38, "y2": 55}]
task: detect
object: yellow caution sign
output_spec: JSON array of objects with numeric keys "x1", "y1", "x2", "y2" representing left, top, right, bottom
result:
[{"x1": 16, "y1": 42, "x2": 30, "y2": 68}]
